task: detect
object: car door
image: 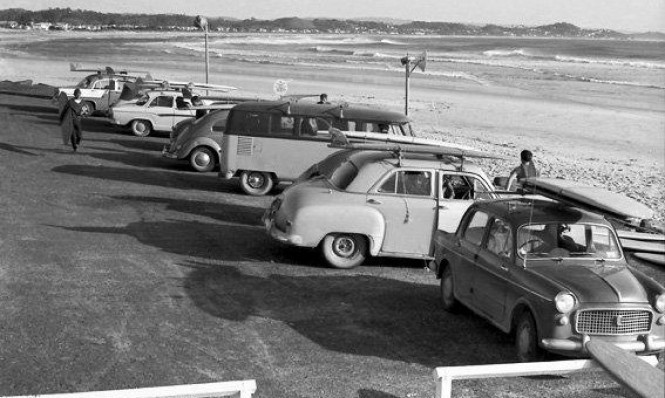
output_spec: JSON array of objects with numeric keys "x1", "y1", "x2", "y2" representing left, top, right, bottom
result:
[
  {"x1": 367, "y1": 169, "x2": 437, "y2": 256},
  {"x1": 452, "y1": 210, "x2": 490, "y2": 304},
  {"x1": 473, "y1": 216, "x2": 513, "y2": 322},
  {"x1": 106, "y1": 79, "x2": 123, "y2": 109},
  {"x1": 148, "y1": 95, "x2": 177, "y2": 131},
  {"x1": 437, "y1": 172, "x2": 492, "y2": 233},
  {"x1": 172, "y1": 95, "x2": 196, "y2": 127}
]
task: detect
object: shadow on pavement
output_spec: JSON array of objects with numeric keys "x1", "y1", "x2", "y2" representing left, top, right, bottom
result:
[
  {"x1": 51, "y1": 164, "x2": 236, "y2": 193},
  {"x1": 181, "y1": 261, "x2": 515, "y2": 368}
]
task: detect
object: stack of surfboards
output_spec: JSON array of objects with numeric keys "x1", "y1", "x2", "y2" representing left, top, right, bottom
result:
[{"x1": 617, "y1": 230, "x2": 665, "y2": 266}]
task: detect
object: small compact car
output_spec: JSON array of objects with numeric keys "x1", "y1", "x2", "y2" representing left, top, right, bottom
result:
[
  {"x1": 162, "y1": 108, "x2": 233, "y2": 172},
  {"x1": 109, "y1": 90, "x2": 206, "y2": 137},
  {"x1": 263, "y1": 148, "x2": 497, "y2": 268},
  {"x1": 429, "y1": 197, "x2": 665, "y2": 362}
]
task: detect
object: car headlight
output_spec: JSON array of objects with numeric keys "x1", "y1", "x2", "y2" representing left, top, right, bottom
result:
[
  {"x1": 555, "y1": 292, "x2": 576, "y2": 313},
  {"x1": 655, "y1": 293, "x2": 665, "y2": 313}
]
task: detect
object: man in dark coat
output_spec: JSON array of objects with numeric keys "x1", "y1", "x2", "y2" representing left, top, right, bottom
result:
[{"x1": 59, "y1": 88, "x2": 85, "y2": 152}]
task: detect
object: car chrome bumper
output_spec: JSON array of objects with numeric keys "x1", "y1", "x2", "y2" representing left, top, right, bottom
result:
[
  {"x1": 162, "y1": 145, "x2": 177, "y2": 159},
  {"x1": 264, "y1": 218, "x2": 303, "y2": 246},
  {"x1": 542, "y1": 335, "x2": 665, "y2": 354}
]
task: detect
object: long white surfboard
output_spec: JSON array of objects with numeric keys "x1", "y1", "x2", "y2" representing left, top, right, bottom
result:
[{"x1": 521, "y1": 178, "x2": 654, "y2": 221}]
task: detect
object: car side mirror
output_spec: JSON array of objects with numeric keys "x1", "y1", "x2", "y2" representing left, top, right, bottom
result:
[{"x1": 494, "y1": 176, "x2": 508, "y2": 189}]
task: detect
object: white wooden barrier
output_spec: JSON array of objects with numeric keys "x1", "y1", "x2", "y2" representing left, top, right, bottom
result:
[
  {"x1": 0, "y1": 380, "x2": 257, "y2": 398},
  {"x1": 433, "y1": 356, "x2": 658, "y2": 398}
]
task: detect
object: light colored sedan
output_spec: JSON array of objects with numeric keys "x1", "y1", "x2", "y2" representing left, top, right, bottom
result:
[
  {"x1": 109, "y1": 90, "x2": 198, "y2": 137},
  {"x1": 263, "y1": 148, "x2": 497, "y2": 268}
]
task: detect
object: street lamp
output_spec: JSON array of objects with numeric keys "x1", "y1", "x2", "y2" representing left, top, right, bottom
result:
[
  {"x1": 194, "y1": 15, "x2": 209, "y2": 84},
  {"x1": 400, "y1": 50, "x2": 427, "y2": 115}
]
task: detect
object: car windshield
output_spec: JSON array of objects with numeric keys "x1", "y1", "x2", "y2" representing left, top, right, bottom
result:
[
  {"x1": 135, "y1": 94, "x2": 150, "y2": 106},
  {"x1": 517, "y1": 223, "x2": 621, "y2": 261}
]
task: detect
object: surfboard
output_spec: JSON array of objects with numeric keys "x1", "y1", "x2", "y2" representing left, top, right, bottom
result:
[
  {"x1": 341, "y1": 130, "x2": 479, "y2": 152},
  {"x1": 58, "y1": 92, "x2": 72, "y2": 145},
  {"x1": 620, "y1": 238, "x2": 665, "y2": 254},
  {"x1": 330, "y1": 141, "x2": 502, "y2": 160},
  {"x1": 632, "y1": 252, "x2": 665, "y2": 266},
  {"x1": 616, "y1": 230, "x2": 665, "y2": 242},
  {"x1": 585, "y1": 339, "x2": 663, "y2": 398},
  {"x1": 521, "y1": 178, "x2": 654, "y2": 221}
]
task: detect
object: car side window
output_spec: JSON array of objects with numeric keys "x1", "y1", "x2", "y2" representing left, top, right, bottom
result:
[
  {"x1": 441, "y1": 174, "x2": 491, "y2": 200},
  {"x1": 271, "y1": 115, "x2": 295, "y2": 136},
  {"x1": 150, "y1": 96, "x2": 174, "y2": 108},
  {"x1": 211, "y1": 110, "x2": 230, "y2": 132},
  {"x1": 298, "y1": 117, "x2": 332, "y2": 140},
  {"x1": 378, "y1": 170, "x2": 432, "y2": 196},
  {"x1": 486, "y1": 218, "x2": 513, "y2": 259},
  {"x1": 463, "y1": 211, "x2": 489, "y2": 246}
]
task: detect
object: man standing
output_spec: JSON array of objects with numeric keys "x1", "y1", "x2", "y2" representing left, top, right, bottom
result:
[
  {"x1": 507, "y1": 149, "x2": 539, "y2": 190},
  {"x1": 59, "y1": 88, "x2": 85, "y2": 152},
  {"x1": 317, "y1": 93, "x2": 330, "y2": 104}
]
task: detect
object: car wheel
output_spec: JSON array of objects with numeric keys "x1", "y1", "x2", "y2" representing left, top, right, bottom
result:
[
  {"x1": 80, "y1": 101, "x2": 94, "y2": 116},
  {"x1": 239, "y1": 170, "x2": 274, "y2": 196},
  {"x1": 440, "y1": 265, "x2": 459, "y2": 312},
  {"x1": 322, "y1": 233, "x2": 367, "y2": 269},
  {"x1": 189, "y1": 146, "x2": 216, "y2": 172},
  {"x1": 515, "y1": 311, "x2": 545, "y2": 362},
  {"x1": 131, "y1": 119, "x2": 152, "y2": 137}
]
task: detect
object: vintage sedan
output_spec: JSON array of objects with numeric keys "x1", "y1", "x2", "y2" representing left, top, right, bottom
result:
[
  {"x1": 263, "y1": 147, "x2": 498, "y2": 268},
  {"x1": 162, "y1": 108, "x2": 233, "y2": 172},
  {"x1": 109, "y1": 90, "x2": 227, "y2": 137},
  {"x1": 429, "y1": 197, "x2": 665, "y2": 362}
]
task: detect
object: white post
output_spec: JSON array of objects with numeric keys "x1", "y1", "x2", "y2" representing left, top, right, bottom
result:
[
  {"x1": 404, "y1": 62, "x2": 410, "y2": 116},
  {"x1": 204, "y1": 26, "x2": 209, "y2": 84}
]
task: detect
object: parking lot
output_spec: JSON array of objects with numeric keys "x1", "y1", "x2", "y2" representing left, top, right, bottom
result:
[{"x1": 0, "y1": 93, "x2": 663, "y2": 398}]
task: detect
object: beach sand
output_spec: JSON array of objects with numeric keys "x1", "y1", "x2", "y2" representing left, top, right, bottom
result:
[{"x1": 1, "y1": 30, "x2": 663, "y2": 220}]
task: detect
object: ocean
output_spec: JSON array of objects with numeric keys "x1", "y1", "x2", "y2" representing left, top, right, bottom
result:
[{"x1": 4, "y1": 32, "x2": 664, "y2": 92}]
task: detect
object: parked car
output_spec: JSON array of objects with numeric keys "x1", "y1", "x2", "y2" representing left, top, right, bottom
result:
[
  {"x1": 218, "y1": 100, "x2": 417, "y2": 196},
  {"x1": 108, "y1": 90, "x2": 201, "y2": 136},
  {"x1": 429, "y1": 197, "x2": 665, "y2": 362},
  {"x1": 56, "y1": 72, "x2": 140, "y2": 116},
  {"x1": 162, "y1": 108, "x2": 232, "y2": 172},
  {"x1": 263, "y1": 147, "x2": 498, "y2": 268}
]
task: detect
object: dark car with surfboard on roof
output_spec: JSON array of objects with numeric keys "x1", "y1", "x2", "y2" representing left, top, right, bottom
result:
[{"x1": 429, "y1": 177, "x2": 665, "y2": 362}]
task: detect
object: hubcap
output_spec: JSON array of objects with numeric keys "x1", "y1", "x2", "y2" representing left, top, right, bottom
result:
[
  {"x1": 333, "y1": 236, "x2": 356, "y2": 258},
  {"x1": 194, "y1": 151, "x2": 210, "y2": 167},
  {"x1": 248, "y1": 172, "x2": 266, "y2": 189}
]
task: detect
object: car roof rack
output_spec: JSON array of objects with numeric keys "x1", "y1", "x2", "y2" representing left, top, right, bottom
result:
[
  {"x1": 69, "y1": 62, "x2": 149, "y2": 76},
  {"x1": 328, "y1": 129, "x2": 503, "y2": 167},
  {"x1": 140, "y1": 80, "x2": 238, "y2": 93}
]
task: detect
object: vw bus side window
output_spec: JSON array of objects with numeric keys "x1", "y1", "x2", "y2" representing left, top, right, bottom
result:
[
  {"x1": 227, "y1": 110, "x2": 271, "y2": 135},
  {"x1": 298, "y1": 117, "x2": 332, "y2": 140},
  {"x1": 211, "y1": 110, "x2": 231, "y2": 132},
  {"x1": 272, "y1": 115, "x2": 295, "y2": 136}
]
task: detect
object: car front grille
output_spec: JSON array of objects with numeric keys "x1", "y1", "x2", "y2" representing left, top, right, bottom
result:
[{"x1": 575, "y1": 309, "x2": 652, "y2": 335}]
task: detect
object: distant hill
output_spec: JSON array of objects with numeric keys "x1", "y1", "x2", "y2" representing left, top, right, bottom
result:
[
  {"x1": 629, "y1": 31, "x2": 665, "y2": 41},
  {"x1": 0, "y1": 7, "x2": 657, "y2": 39}
]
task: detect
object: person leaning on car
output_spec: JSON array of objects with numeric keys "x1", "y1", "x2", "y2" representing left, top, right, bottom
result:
[{"x1": 507, "y1": 149, "x2": 539, "y2": 190}]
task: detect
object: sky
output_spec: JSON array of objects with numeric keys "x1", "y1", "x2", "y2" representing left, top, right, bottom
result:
[{"x1": 2, "y1": 0, "x2": 664, "y2": 32}]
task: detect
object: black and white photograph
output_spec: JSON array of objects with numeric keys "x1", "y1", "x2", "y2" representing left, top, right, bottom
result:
[{"x1": 0, "y1": 1, "x2": 663, "y2": 397}]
